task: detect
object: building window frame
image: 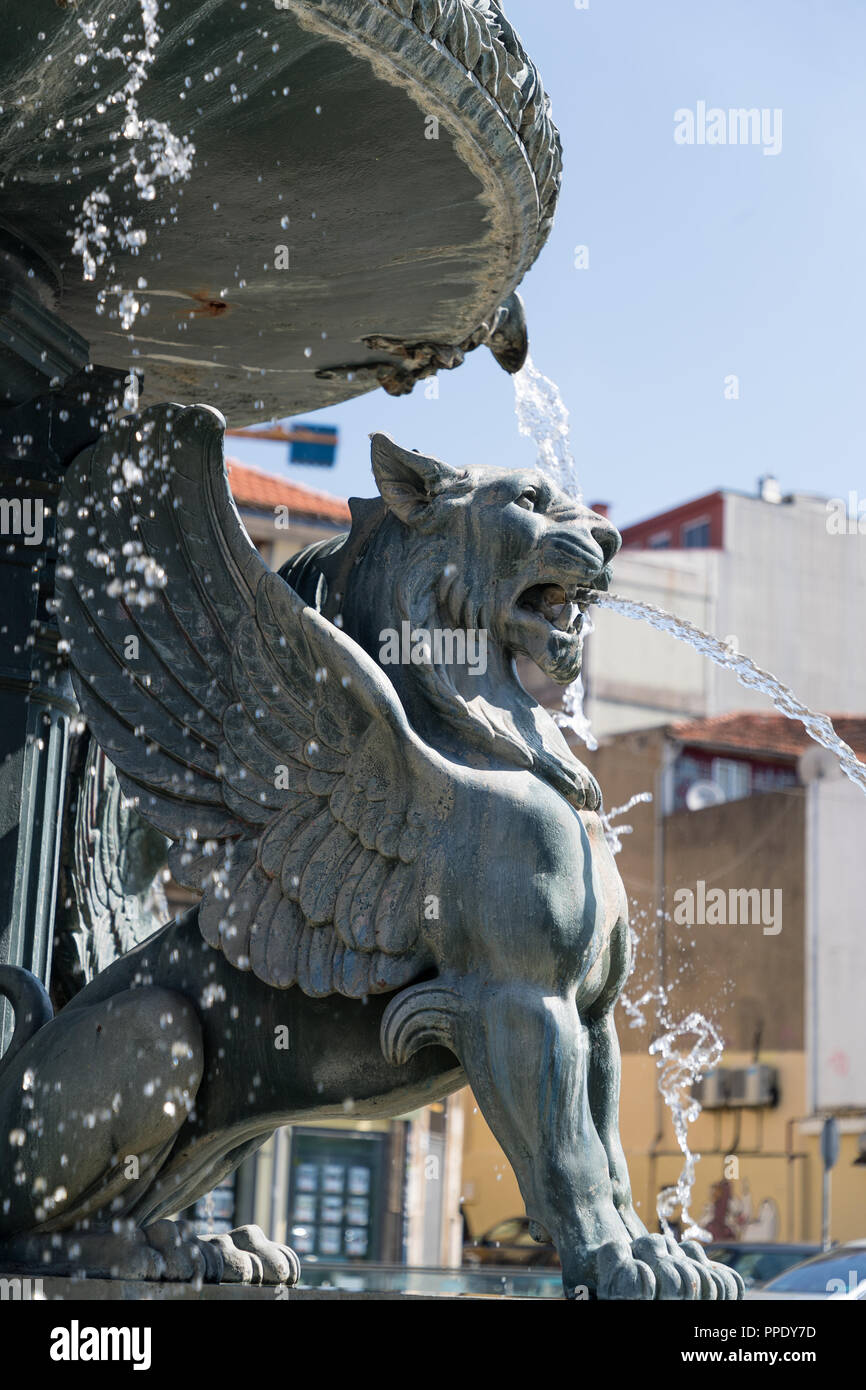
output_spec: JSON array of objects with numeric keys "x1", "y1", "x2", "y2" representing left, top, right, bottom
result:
[{"x1": 681, "y1": 516, "x2": 712, "y2": 548}]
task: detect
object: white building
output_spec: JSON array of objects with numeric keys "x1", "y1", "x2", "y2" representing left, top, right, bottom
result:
[{"x1": 584, "y1": 481, "x2": 866, "y2": 738}]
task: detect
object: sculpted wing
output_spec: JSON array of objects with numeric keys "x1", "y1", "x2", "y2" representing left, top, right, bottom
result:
[
  {"x1": 55, "y1": 404, "x2": 450, "y2": 997},
  {"x1": 70, "y1": 742, "x2": 169, "y2": 982}
]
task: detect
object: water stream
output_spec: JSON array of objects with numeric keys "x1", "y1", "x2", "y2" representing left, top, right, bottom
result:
[
  {"x1": 599, "y1": 791, "x2": 653, "y2": 856},
  {"x1": 593, "y1": 592, "x2": 866, "y2": 796},
  {"x1": 513, "y1": 353, "x2": 581, "y2": 501}
]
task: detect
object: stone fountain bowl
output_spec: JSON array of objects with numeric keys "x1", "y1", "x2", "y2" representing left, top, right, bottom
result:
[{"x1": 1, "y1": 0, "x2": 561, "y2": 421}]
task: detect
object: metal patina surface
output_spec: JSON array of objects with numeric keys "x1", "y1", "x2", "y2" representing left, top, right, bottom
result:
[{"x1": 0, "y1": 412, "x2": 743, "y2": 1299}]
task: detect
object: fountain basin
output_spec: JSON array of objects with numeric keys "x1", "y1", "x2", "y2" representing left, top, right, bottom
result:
[{"x1": 1, "y1": 0, "x2": 560, "y2": 419}]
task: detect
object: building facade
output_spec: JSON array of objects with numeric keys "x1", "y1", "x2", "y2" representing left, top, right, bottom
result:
[{"x1": 584, "y1": 482, "x2": 866, "y2": 737}]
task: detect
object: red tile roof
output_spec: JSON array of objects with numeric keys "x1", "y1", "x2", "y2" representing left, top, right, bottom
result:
[
  {"x1": 226, "y1": 457, "x2": 350, "y2": 525},
  {"x1": 669, "y1": 712, "x2": 866, "y2": 763}
]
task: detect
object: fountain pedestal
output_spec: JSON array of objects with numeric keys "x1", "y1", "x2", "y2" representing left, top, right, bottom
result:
[{"x1": 0, "y1": 255, "x2": 131, "y2": 1047}]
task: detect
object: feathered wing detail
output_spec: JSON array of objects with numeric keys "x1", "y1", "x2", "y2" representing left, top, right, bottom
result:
[
  {"x1": 56, "y1": 403, "x2": 451, "y2": 997},
  {"x1": 53, "y1": 739, "x2": 169, "y2": 1002}
]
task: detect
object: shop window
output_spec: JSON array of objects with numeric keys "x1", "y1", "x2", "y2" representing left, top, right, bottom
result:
[{"x1": 288, "y1": 1129, "x2": 389, "y2": 1262}]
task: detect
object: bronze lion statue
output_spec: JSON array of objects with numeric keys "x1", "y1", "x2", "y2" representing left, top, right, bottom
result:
[{"x1": 0, "y1": 406, "x2": 741, "y2": 1299}]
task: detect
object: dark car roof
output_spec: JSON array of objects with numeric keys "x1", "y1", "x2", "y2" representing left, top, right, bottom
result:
[{"x1": 707, "y1": 1242, "x2": 818, "y2": 1251}]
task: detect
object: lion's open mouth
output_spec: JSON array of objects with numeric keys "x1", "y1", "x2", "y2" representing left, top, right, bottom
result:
[{"x1": 517, "y1": 583, "x2": 592, "y2": 635}]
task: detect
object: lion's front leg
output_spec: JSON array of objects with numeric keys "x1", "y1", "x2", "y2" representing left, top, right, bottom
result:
[
  {"x1": 586, "y1": 978, "x2": 739, "y2": 1289},
  {"x1": 454, "y1": 981, "x2": 648, "y2": 1299},
  {"x1": 585, "y1": 918, "x2": 647, "y2": 1242},
  {"x1": 587, "y1": 1008, "x2": 647, "y2": 1240},
  {"x1": 586, "y1": 1006, "x2": 734, "y2": 1297},
  {"x1": 586, "y1": 953, "x2": 743, "y2": 1301}
]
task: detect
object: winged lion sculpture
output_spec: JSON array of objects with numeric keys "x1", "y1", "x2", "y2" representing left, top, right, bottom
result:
[{"x1": 0, "y1": 404, "x2": 741, "y2": 1299}]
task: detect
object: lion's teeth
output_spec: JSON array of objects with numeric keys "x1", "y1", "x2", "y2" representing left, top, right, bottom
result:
[{"x1": 553, "y1": 601, "x2": 579, "y2": 631}]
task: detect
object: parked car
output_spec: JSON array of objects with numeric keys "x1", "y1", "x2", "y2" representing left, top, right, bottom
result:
[
  {"x1": 749, "y1": 1241, "x2": 866, "y2": 1299},
  {"x1": 463, "y1": 1216, "x2": 560, "y2": 1267},
  {"x1": 705, "y1": 1241, "x2": 820, "y2": 1289}
]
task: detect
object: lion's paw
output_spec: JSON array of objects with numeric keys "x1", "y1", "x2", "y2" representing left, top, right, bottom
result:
[
  {"x1": 145, "y1": 1219, "x2": 215, "y2": 1282},
  {"x1": 629, "y1": 1233, "x2": 743, "y2": 1300},
  {"x1": 595, "y1": 1241, "x2": 656, "y2": 1300},
  {"x1": 679, "y1": 1237, "x2": 745, "y2": 1300},
  {"x1": 201, "y1": 1223, "x2": 301, "y2": 1285},
  {"x1": 147, "y1": 1220, "x2": 300, "y2": 1285}
]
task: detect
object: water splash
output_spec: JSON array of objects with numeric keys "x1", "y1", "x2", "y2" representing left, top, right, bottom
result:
[
  {"x1": 600, "y1": 790, "x2": 653, "y2": 855},
  {"x1": 606, "y1": 798, "x2": 718, "y2": 1233},
  {"x1": 593, "y1": 592, "x2": 866, "y2": 796},
  {"x1": 552, "y1": 602, "x2": 597, "y2": 751},
  {"x1": 555, "y1": 673, "x2": 596, "y2": 749},
  {"x1": 586, "y1": 587, "x2": 866, "y2": 1231},
  {"x1": 69, "y1": 1, "x2": 195, "y2": 330},
  {"x1": 513, "y1": 354, "x2": 581, "y2": 501},
  {"x1": 622, "y1": 984, "x2": 723, "y2": 1240}
]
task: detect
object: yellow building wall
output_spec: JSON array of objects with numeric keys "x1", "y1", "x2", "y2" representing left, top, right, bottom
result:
[
  {"x1": 460, "y1": 1052, "x2": 866, "y2": 1247},
  {"x1": 459, "y1": 1089, "x2": 523, "y2": 1240}
]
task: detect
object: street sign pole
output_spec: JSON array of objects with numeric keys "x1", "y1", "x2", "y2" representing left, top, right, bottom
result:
[{"x1": 820, "y1": 1115, "x2": 840, "y2": 1250}]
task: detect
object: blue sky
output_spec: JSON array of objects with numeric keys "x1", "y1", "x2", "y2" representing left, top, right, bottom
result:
[{"x1": 229, "y1": 0, "x2": 866, "y2": 530}]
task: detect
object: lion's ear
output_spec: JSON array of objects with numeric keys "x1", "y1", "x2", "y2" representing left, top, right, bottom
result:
[{"x1": 370, "y1": 433, "x2": 468, "y2": 526}]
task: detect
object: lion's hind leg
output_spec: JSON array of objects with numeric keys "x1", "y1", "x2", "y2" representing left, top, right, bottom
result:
[{"x1": 0, "y1": 986, "x2": 202, "y2": 1248}]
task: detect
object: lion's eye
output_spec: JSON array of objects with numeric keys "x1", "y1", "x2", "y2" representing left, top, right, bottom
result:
[{"x1": 515, "y1": 488, "x2": 537, "y2": 511}]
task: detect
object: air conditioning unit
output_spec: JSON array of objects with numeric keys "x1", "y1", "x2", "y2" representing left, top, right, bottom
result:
[
  {"x1": 692, "y1": 1064, "x2": 779, "y2": 1109},
  {"x1": 692, "y1": 1068, "x2": 729, "y2": 1109},
  {"x1": 726, "y1": 1064, "x2": 779, "y2": 1108}
]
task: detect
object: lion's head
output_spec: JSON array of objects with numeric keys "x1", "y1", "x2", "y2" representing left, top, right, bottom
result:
[
  {"x1": 280, "y1": 434, "x2": 620, "y2": 803},
  {"x1": 365, "y1": 433, "x2": 617, "y2": 679}
]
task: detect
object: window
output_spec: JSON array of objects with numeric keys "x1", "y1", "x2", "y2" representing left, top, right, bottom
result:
[
  {"x1": 752, "y1": 764, "x2": 797, "y2": 795},
  {"x1": 648, "y1": 531, "x2": 671, "y2": 549},
  {"x1": 672, "y1": 752, "x2": 713, "y2": 811},
  {"x1": 681, "y1": 519, "x2": 711, "y2": 548},
  {"x1": 711, "y1": 757, "x2": 752, "y2": 802},
  {"x1": 287, "y1": 1129, "x2": 389, "y2": 1262}
]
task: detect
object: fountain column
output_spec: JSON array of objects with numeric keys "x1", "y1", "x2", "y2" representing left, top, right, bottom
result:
[{"x1": 0, "y1": 238, "x2": 126, "y2": 1047}]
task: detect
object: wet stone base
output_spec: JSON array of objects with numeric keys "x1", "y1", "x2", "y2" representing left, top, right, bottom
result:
[{"x1": 0, "y1": 1275, "x2": 512, "y2": 1301}]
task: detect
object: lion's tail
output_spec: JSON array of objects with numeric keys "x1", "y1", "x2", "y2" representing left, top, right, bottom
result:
[{"x1": 0, "y1": 965, "x2": 53, "y2": 1077}]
